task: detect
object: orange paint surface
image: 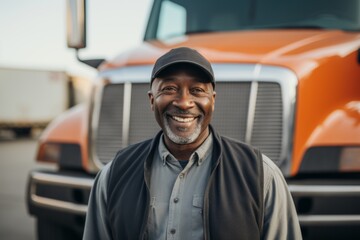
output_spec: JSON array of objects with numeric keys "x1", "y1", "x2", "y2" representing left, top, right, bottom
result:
[
  {"x1": 41, "y1": 30, "x2": 360, "y2": 176},
  {"x1": 37, "y1": 104, "x2": 93, "y2": 172}
]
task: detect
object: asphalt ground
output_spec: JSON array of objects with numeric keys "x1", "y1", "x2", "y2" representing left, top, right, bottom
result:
[{"x1": 0, "y1": 130, "x2": 54, "y2": 240}]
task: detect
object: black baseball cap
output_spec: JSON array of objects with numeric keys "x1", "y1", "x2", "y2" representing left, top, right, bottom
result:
[{"x1": 151, "y1": 47, "x2": 215, "y2": 88}]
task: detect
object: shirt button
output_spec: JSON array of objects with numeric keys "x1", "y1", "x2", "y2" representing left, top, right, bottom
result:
[
  {"x1": 170, "y1": 229, "x2": 176, "y2": 234},
  {"x1": 179, "y1": 173, "x2": 184, "y2": 179},
  {"x1": 174, "y1": 197, "x2": 179, "y2": 203}
]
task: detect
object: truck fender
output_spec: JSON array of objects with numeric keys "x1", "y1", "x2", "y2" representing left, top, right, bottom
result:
[
  {"x1": 37, "y1": 104, "x2": 93, "y2": 172},
  {"x1": 305, "y1": 101, "x2": 360, "y2": 147}
]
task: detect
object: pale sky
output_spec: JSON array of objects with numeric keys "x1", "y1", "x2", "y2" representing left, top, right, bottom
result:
[{"x1": 0, "y1": 0, "x2": 152, "y2": 77}]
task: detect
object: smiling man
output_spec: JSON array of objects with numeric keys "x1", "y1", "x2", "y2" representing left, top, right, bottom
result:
[
  {"x1": 149, "y1": 60, "x2": 215, "y2": 158},
  {"x1": 83, "y1": 47, "x2": 302, "y2": 240}
]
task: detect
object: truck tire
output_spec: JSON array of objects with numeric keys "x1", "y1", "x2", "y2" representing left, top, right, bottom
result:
[{"x1": 37, "y1": 218, "x2": 81, "y2": 240}]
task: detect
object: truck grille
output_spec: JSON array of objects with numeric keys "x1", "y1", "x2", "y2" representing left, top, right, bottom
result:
[
  {"x1": 95, "y1": 81, "x2": 283, "y2": 165},
  {"x1": 251, "y1": 82, "x2": 283, "y2": 164},
  {"x1": 95, "y1": 84, "x2": 124, "y2": 163}
]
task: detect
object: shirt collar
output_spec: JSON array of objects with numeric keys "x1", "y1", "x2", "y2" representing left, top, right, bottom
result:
[{"x1": 158, "y1": 133, "x2": 213, "y2": 166}]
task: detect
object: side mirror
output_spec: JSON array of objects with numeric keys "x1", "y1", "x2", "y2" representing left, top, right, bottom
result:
[
  {"x1": 66, "y1": 0, "x2": 86, "y2": 49},
  {"x1": 66, "y1": 0, "x2": 104, "y2": 68}
]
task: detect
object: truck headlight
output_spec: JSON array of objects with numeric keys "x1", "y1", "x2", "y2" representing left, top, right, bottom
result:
[
  {"x1": 339, "y1": 147, "x2": 360, "y2": 172},
  {"x1": 37, "y1": 142, "x2": 82, "y2": 169},
  {"x1": 37, "y1": 143, "x2": 61, "y2": 163},
  {"x1": 299, "y1": 146, "x2": 360, "y2": 173}
]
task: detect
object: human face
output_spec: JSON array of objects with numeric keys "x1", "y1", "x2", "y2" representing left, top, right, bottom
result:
[{"x1": 148, "y1": 65, "x2": 216, "y2": 146}]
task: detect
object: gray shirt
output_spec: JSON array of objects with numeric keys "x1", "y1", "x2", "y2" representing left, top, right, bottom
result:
[
  {"x1": 83, "y1": 134, "x2": 302, "y2": 240},
  {"x1": 148, "y1": 134, "x2": 213, "y2": 239}
]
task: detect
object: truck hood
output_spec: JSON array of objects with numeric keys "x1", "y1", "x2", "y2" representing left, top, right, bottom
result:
[{"x1": 100, "y1": 29, "x2": 360, "y2": 77}]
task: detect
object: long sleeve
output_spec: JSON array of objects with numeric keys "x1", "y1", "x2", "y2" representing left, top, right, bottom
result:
[
  {"x1": 83, "y1": 162, "x2": 113, "y2": 240},
  {"x1": 261, "y1": 155, "x2": 302, "y2": 240}
]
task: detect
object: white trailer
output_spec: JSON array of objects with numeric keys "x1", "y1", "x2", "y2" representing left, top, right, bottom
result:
[{"x1": 0, "y1": 67, "x2": 71, "y2": 136}]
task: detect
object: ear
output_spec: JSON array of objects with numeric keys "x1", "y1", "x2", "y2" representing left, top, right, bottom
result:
[
  {"x1": 212, "y1": 91, "x2": 216, "y2": 111},
  {"x1": 148, "y1": 90, "x2": 155, "y2": 111}
]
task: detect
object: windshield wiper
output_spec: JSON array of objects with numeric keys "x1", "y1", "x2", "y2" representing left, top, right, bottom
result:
[
  {"x1": 259, "y1": 25, "x2": 326, "y2": 30},
  {"x1": 184, "y1": 25, "x2": 325, "y2": 36},
  {"x1": 185, "y1": 29, "x2": 214, "y2": 35}
]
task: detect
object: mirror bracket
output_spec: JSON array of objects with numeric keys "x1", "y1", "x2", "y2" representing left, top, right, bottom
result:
[{"x1": 75, "y1": 49, "x2": 105, "y2": 69}]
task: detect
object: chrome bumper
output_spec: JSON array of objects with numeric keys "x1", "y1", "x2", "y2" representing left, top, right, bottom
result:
[
  {"x1": 289, "y1": 183, "x2": 360, "y2": 226},
  {"x1": 28, "y1": 171, "x2": 94, "y2": 216},
  {"x1": 28, "y1": 171, "x2": 360, "y2": 226}
]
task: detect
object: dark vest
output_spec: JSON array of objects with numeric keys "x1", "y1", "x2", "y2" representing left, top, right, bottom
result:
[{"x1": 107, "y1": 127, "x2": 264, "y2": 240}]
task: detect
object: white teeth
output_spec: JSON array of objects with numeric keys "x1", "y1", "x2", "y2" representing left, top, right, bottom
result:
[{"x1": 172, "y1": 116, "x2": 195, "y2": 123}]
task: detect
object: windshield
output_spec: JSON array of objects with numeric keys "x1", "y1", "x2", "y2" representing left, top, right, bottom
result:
[{"x1": 144, "y1": 0, "x2": 360, "y2": 41}]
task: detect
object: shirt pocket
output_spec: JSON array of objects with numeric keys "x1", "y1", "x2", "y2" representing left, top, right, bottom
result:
[{"x1": 192, "y1": 195, "x2": 204, "y2": 239}]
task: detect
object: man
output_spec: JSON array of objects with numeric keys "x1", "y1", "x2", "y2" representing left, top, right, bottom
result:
[{"x1": 83, "y1": 47, "x2": 302, "y2": 240}]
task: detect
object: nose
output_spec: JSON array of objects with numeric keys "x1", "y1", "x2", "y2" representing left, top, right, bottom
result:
[{"x1": 172, "y1": 90, "x2": 194, "y2": 110}]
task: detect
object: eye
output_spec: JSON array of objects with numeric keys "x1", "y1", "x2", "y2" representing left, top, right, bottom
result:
[
  {"x1": 191, "y1": 87, "x2": 205, "y2": 94},
  {"x1": 161, "y1": 86, "x2": 177, "y2": 93}
]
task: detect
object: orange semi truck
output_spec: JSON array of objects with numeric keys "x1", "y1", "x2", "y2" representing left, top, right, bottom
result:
[{"x1": 27, "y1": 0, "x2": 360, "y2": 239}]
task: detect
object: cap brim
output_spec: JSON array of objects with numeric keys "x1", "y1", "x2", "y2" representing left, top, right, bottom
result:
[{"x1": 152, "y1": 60, "x2": 214, "y2": 83}]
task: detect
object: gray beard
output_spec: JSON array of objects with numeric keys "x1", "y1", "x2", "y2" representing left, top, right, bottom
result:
[{"x1": 163, "y1": 115, "x2": 202, "y2": 145}]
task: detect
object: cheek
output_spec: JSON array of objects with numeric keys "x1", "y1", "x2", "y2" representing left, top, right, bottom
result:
[
  {"x1": 199, "y1": 97, "x2": 215, "y2": 114},
  {"x1": 152, "y1": 102, "x2": 163, "y2": 128},
  {"x1": 153, "y1": 97, "x2": 165, "y2": 113},
  {"x1": 152, "y1": 97, "x2": 170, "y2": 123},
  {"x1": 154, "y1": 95, "x2": 173, "y2": 111}
]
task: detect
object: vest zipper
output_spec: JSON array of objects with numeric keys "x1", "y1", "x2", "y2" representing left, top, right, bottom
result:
[
  {"x1": 203, "y1": 156, "x2": 221, "y2": 240},
  {"x1": 139, "y1": 188, "x2": 150, "y2": 240},
  {"x1": 140, "y1": 159, "x2": 151, "y2": 240}
]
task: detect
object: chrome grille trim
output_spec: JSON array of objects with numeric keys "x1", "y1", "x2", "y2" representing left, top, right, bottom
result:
[
  {"x1": 91, "y1": 83, "x2": 125, "y2": 169},
  {"x1": 128, "y1": 83, "x2": 160, "y2": 144},
  {"x1": 92, "y1": 64, "x2": 297, "y2": 174},
  {"x1": 256, "y1": 66, "x2": 297, "y2": 173},
  {"x1": 245, "y1": 81, "x2": 259, "y2": 144},
  {"x1": 251, "y1": 82, "x2": 283, "y2": 163},
  {"x1": 245, "y1": 64, "x2": 261, "y2": 144},
  {"x1": 122, "y1": 82, "x2": 132, "y2": 148},
  {"x1": 211, "y1": 82, "x2": 250, "y2": 141}
]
